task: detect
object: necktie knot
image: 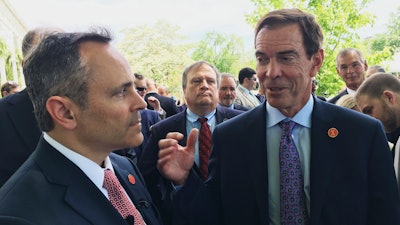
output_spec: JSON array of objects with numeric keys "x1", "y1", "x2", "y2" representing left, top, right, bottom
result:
[
  {"x1": 279, "y1": 120, "x2": 296, "y2": 136},
  {"x1": 198, "y1": 117, "x2": 208, "y2": 124}
]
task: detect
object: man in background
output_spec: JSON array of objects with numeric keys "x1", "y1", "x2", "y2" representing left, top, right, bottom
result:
[
  {"x1": 235, "y1": 67, "x2": 261, "y2": 108},
  {"x1": 355, "y1": 72, "x2": 400, "y2": 191},
  {"x1": 139, "y1": 61, "x2": 243, "y2": 225},
  {"x1": 145, "y1": 77, "x2": 179, "y2": 118},
  {"x1": 218, "y1": 73, "x2": 249, "y2": 111},
  {"x1": 328, "y1": 48, "x2": 368, "y2": 104},
  {"x1": 0, "y1": 27, "x2": 61, "y2": 187}
]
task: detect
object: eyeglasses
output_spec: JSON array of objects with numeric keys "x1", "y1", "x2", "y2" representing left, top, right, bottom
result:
[{"x1": 136, "y1": 87, "x2": 147, "y2": 92}]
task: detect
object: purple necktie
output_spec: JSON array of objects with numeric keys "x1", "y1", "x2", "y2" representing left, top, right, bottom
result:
[{"x1": 279, "y1": 120, "x2": 309, "y2": 225}]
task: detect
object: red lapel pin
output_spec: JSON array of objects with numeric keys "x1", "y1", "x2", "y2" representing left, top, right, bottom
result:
[
  {"x1": 128, "y1": 174, "x2": 136, "y2": 185},
  {"x1": 328, "y1": 127, "x2": 339, "y2": 138}
]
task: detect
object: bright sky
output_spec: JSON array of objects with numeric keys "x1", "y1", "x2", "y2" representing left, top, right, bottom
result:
[{"x1": 7, "y1": 0, "x2": 400, "y2": 50}]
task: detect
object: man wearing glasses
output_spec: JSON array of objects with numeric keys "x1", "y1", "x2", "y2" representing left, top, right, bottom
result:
[{"x1": 235, "y1": 67, "x2": 261, "y2": 108}]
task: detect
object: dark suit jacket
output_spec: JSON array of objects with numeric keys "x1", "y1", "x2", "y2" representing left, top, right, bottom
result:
[
  {"x1": 328, "y1": 89, "x2": 348, "y2": 104},
  {"x1": 114, "y1": 109, "x2": 161, "y2": 163},
  {"x1": 145, "y1": 92, "x2": 179, "y2": 118},
  {"x1": 0, "y1": 138, "x2": 162, "y2": 225},
  {"x1": 233, "y1": 104, "x2": 250, "y2": 111},
  {"x1": 174, "y1": 97, "x2": 400, "y2": 225},
  {"x1": 0, "y1": 89, "x2": 41, "y2": 187},
  {"x1": 138, "y1": 105, "x2": 243, "y2": 225}
]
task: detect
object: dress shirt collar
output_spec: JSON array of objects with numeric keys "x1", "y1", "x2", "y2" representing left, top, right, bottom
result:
[
  {"x1": 218, "y1": 103, "x2": 234, "y2": 110},
  {"x1": 186, "y1": 107, "x2": 216, "y2": 124},
  {"x1": 266, "y1": 95, "x2": 313, "y2": 128},
  {"x1": 346, "y1": 87, "x2": 356, "y2": 94},
  {"x1": 43, "y1": 133, "x2": 113, "y2": 194}
]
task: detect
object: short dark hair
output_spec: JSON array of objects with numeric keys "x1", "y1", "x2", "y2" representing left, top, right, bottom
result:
[
  {"x1": 1, "y1": 81, "x2": 19, "y2": 97},
  {"x1": 23, "y1": 28, "x2": 113, "y2": 132},
  {"x1": 238, "y1": 67, "x2": 256, "y2": 84},
  {"x1": 356, "y1": 73, "x2": 400, "y2": 99},
  {"x1": 255, "y1": 8, "x2": 323, "y2": 59}
]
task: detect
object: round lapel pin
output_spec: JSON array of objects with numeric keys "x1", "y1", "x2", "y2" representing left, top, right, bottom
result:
[
  {"x1": 328, "y1": 127, "x2": 339, "y2": 138},
  {"x1": 128, "y1": 174, "x2": 136, "y2": 185}
]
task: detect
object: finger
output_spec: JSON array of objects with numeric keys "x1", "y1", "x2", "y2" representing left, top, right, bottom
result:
[
  {"x1": 185, "y1": 128, "x2": 198, "y2": 155},
  {"x1": 165, "y1": 132, "x2": 184, "y2": 140}
]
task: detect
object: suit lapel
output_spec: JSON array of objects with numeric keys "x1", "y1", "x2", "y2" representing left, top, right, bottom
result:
[
  {"x1": 243, "y1": 104, "x2": 269, "y2": 223},
  {"x1": 309, "y1": 98, "x2": 337, "y2": 223},
  {"x1": 36, "y1": 139, "x2": 127, "y2": 225}
]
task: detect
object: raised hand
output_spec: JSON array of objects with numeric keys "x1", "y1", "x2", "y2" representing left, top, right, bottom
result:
[{"x1": 157, "y1": 129, "x2": 198, "y2": 185}]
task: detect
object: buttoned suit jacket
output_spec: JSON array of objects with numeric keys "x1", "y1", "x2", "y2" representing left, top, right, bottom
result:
[
  {"x1": 145, "y1": 92, "x2": 179, "y2": 118},
  {"x1": 138, "y1": 105, "x2": 243, "y2": 225},
  {"x1": 0, "y1": 137, "x2": 162, "y2": 225},
  {"x1": 174, "y1": 97, "x2": 400, "y2": 225},
  {"x1": 328, "y1": 89, "x2": 348, "y2": 104},
  {"x1": 0, "y1": 89, "x2": 41, "y2": 187}
]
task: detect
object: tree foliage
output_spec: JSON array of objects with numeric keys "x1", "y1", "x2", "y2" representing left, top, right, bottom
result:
[
  {"x1": 192, "y1": 32, "x2": 249, "y2": 74},
  {"x1": 117, "y1": 20, "x2": 194, "y2": 98},
  {"x1": 245, "y1": 0, "x2": 381, "y2": 97},
  {"x1": 362, "y1": 6, "x2": 400, "y2": 65}
]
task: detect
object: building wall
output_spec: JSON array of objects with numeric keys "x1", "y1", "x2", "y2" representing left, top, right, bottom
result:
[{"x1": 0, "y1": 0, "x2": 28, "y2": 87}]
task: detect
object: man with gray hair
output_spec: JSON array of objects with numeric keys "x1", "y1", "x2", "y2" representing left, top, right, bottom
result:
[{"x1": 328, "y1": 48, "x2": 368, "y2": 104}]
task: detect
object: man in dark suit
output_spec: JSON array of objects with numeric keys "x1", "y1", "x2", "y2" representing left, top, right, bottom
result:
[
  {"x1": 138, "y1": 61, "x2": 243, "y2": 225},
  {"x1": 0, "y1": 27, "x2": 61, "y2": 187},
  {"x1": 328, "y1": 48, "x2": 368, "y2": 104},
  {"x1": 0, "y1": 29, "x2": 162, "y2": 225},
  {"x1": 218, "y1": 73, "x2": 249, "y2": 111},
  {"x1": 145, "y1": 77, "x2": 179, "y2": 118},
  {"x1": 157, "y1": 9, "x2": 400, "y2": 225}
]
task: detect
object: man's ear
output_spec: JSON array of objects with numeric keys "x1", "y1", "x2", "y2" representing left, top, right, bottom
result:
[
  {"x1": 46, "y1": 96, "x2": 77, "y2": 130},
  {"x1": 311, "y1": 49, "x2": 324, "y2": 77},
  {"x1": 382, "y1": 90, "x2": 396, "y2": 105}
]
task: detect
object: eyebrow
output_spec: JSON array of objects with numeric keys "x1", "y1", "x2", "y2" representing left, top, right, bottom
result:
[{"x1": 111, "y1": 81, "x2": 133, "y2": 93}]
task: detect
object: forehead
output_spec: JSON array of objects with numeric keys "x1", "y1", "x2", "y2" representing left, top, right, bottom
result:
[
  {"x1": 338, "y1": 51, "x2": 361, "y2": 64},
  {"x1": 220, "y1": 77, "x2": 236, "y2": 86},
  {"x1": 80, "y1": 42, "x2": 132, "y2": 88},
  {"x1": 187, "y1": 63, "x2": 217, "y2": 79},
  {"x1": 135, "y1": 79, "x2": 146, "y2": 87},
  {"x1": 255, "y1": 24, "x2": 304, "y2": 54}
]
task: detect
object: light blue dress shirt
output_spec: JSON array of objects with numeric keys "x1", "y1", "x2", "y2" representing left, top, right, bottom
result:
[
  {"x1": 186, "y1": 108, "x2": 216, "y2": 166},
  {"x1": 266, "y1": 96, "x2": 313, "y2": 225}
]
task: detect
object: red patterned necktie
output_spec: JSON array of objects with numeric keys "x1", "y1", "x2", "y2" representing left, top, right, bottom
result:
[
  {"x1": 198, "y1": 117, "x2": 211, "y2": 180},
  {"x1": 279, "y1": 120, "x2": 309, "y2": 225},
  {"x1": 103, "y1": 169, "x2": 146, "y2": 225}
]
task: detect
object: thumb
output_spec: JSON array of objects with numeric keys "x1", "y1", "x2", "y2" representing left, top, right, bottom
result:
[{"x1": 185, "y1": 128, "x2": 198, "y2": 155}]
